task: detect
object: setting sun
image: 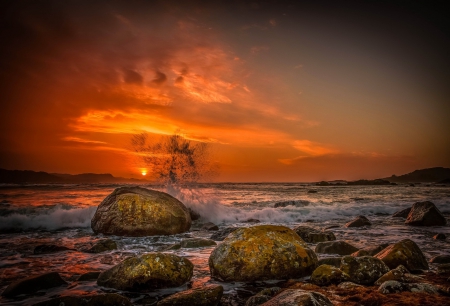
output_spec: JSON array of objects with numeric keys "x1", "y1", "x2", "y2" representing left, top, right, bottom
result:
[{"x1": 141, "y1": 170, "x2": 147, "y2": 176}]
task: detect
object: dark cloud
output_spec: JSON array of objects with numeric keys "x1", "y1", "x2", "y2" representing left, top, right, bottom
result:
[
  {"x1": 152, "y1": 71, "x2": 167, "y2": 85},
  {"x1": 123, "y1": 69, "x2": 143, "y2": 85}
]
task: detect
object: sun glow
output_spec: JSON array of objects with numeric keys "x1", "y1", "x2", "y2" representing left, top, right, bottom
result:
[{"x1": 141, "y1": 170, "x2": 147, "y2": 176}]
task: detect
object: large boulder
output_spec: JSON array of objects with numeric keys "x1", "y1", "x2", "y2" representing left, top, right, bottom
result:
[
  {"x1": 340, "y1": 256, "x2": 390, "y2": 285},
  {"x1": 1, "y1": 272, "x2": 67, "y2": 298},
  {"x1": 310, "y1": 264, "x2": 350, "y2": 286},
  {"x1": 260, "y1": 289, "x2": 333, "y2": 306},
  {"x1": 97, "y1": 252, "x2": 193, "y2": 291},
  {"x1": 374, "y1": 239, "x2": 429, "y2": 271},
  {"x1": 315, "y1": 241, "x2": 359, "y2": 255},
  {"x1": 345, "y1": 216, "x2": 371, "y2": 228},
  {"x1": 91, "y1": 187, "x2": 191, "y2": 236},
  {"x1": 208, "y1": 225, "x2": 318, "y2": 282},
  {"x1": 157, "y1": 284, "x2": 223, "y2": 306},
  {"x1": 405, "y1": 201, "x2": 447, "y2": 226},
  {"x1": 293, "y1": 226, "x2": 336, "y2": 243}
]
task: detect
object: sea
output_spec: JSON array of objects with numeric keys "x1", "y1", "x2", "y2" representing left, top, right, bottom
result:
[{"x1": 0, "y1": 183, "x2": 449, "y2": 305}]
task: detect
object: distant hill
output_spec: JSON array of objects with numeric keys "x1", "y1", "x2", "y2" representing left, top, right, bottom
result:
[
  {"x1": 0, "y1": 169, "x2": 147, "y2": 184},
  {"x1": 384, "y1": 167, "x2": 450, "y2": 183}
]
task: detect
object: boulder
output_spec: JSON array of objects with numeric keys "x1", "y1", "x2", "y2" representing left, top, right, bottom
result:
[
  {"x1": 1, "y1": 272, "x2": 67, "y2": 298},
  {"x1": 374, "y1": 265, "x2": 422, "y2": 285},
  {"x1": 245, "y1": 287, "x2": 280, "y2": 306},
  {"x1": 374, "y1": 239, "x2": 429, "y2": 271},
  {"x1": 345, "y1": 216, "x2": 371, "y2": 228},
  {"x1": 351, "y1": 244, "x2": 390, "y2": 257},
  {"x1": 317, "y1": 257, "x2": 342, "y2": 268},
  {"x1": 315, "y1": 241, "x2": 359, "y2": 255},
  {"x1": 293, "y1": 226, "x2": 336, "y2": 243},
  {"x1": 340, "y1": 256, "x2": 390, "y2": 285},
  {"x1": 392, "y1": 207, "x2": 411, "y2": 218},
  {"x1": 433, "y1": 233, "x2": 446, "y2": 240},
  {"x1": 430, "y1": 255, "x2": 450, "y2": 264},
  {"x1": 157, "y1": 284, "x2": 223, "y2": 306},
  {"x1": 405, "y1": 201, "x2": 446, "y2": 226},
  {"x1": 31, "y1": 293, "x2": 132, "y2": 306},
  {"x1": 208, "y1": 225, "x2": 318, "y2": 282},
  {"x1": 310, "y1": 264, "x2": 350, "y2": 286},
  {"x1": 210, "y1": 227, "x2": 241, "y2": 241},
  {"x1": 378, "y1": 281, "x2": 439, "y2": 295},
  {"x1": 202, "y1": 222, "x2": 219, "y2": 231},
  {"x1": 91, "y1": 187, "x2": 191, "y2": 236},
  {"x1": 77, "y1": 272, "x2": 101, "y2": 282},
  {"x1": 260, "y1": 289, "x2": 333, "y2": 306},
  {"x1": 97, "y1": 252, "x2": 193, "y2": 291},
  {"x1": 33, "y1": 244, "x2": 72, "y2": 255},
  {"x1": 274, "y1": 200, "x2": 309, "y2": 208},
  {"x1": 85, "y1": 239, "x2": 117, "y2": 253},
  {"x1": 180, "y1": 238, "x2": 216, "y2": 248}
]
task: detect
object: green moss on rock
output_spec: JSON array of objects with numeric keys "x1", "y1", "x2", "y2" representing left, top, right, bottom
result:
[{"x1": 311, "y1": 264, "x2": 350, "y2": 286}]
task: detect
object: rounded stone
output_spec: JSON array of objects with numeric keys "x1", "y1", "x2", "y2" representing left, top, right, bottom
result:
[{"x1": 374, "y1": 239, "x2": 429, "y2": 271}]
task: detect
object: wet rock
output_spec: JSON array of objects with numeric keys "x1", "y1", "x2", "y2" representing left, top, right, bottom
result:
[
  {"x1": 245, "y1": 287, "x2": 281, "y2": 306},
  {"x1": 157, "y1": 284, "x2": 223, "y2": 306},
  {"x1": 374, "y1": 239, "x2": 429, "y2": 271},
  {"x1": 310, "y1": 264, "x2": 350, "y2": 286},
  {"x1": 273, "y1": 200, "x2": 309, "y2": 208},
  {"x1": 245, "y1": 218, "x2": 261, "y2": 223},
  {"x1": 208, "y1": 225, "x2": 318, "y2": 282},
  {"x1": 340, "y1": 255, "x2": 390, "y2": 285},
  {"x1": 86, "y1": 239, "x2": 117, "y2": 253},
  {"x1": 437, "y1": 263, "x2": 450, "y2": 274},
  {"x1": 378, "y1": 281, "x2": 439, "y2": 295},
  {"x1": 100, "y1": 255, "x2": 114, "y2": 265},
  {"x1": 430, "y1": 255, "x2": 450, "y2": 264},
  {"x1": 1, "y1": 272, "x2": 67, "y2": 298},
  {"x1": 315, "y1": 240, "x2": 359, "y2": 255},
  {"x1": 392, "y1": 207, "x2": 411, "y2": 218},
  {"x1": 91, "y1": 186, "x2": 191, "y2": 236},
  {"x1": 434, "y1": 233, "x2": 446, "y2": 240},
  {"x1": 351, "y1": 244, "x2": 390, "y2": 257},
  {"x1": 317, "y1": 257, "x2": 342, "y2": 268},
  {"x1": 374, "y1": 265, "x2": 422, "y2": 285},
  {"x1": 161, "y1": 243, "x2": 181, "y2": 251},
  {"x1": 260, "y1": 289, "x2": 333, "y2": 306},
  {"x1": 180, "y1": 238, "x2": 217, "y2": 248},
  {"x1": 188, "y1": 207, "x2": 201, "y2": 221},
  {"x1": 405, "y1": 201, "x2": 447, "y2": 226},
  {"x1": 338, "y1": 282, "x2": 363, "y2": 289},
  {"x1": 97, "y1": 252, "x2": 193, "y2": 291},
  {"x1": 210, "y1": 227, "x2": 242, "y2": 241},
  {"x1": 202, "y1": 222, "x2": 219, "y2": 231},
  {"x1": 77, "y1": 271, "x2": 101, "y2": 281},
  {"x1": 33, "y1": 244, "x2": 72, "y2": 255},
  {"x1": 32, "y1": 293, "x2": 132, "y2": 306},
  {"x1": 293, "y1": 226, "x2": 336, "y2": 243},
  {"x1": 345, "y1": 215, "x2": 371, "y2": 228}
]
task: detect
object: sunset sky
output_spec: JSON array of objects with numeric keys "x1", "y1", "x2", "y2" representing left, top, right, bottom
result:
[{"x1": 0, "y1": 0, "x2": 449, "y2": 182}]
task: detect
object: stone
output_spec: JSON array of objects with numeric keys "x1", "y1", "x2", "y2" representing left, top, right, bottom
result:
[
  {"x1": 437, "y1": 263, "x2": 450, "y2": 274},
  {"x1": 245, "y1": 287, "x2": 281, "y2": 306},
  {"x1": 188, "y1": 207, "x2": 201, "y2": 221},
  {"x1": 374, "y1": 265, "x2": 422, "y2": 285},
  {"x1": 31, "y1": 293, "x2": 132, "y2": 306},
  {"x1": 210, "y1": 227, "x2": 241, "y2": 241},
  {"x1": 77, "y1": 271, "x2": 101, "y2": 281},
  {"x1": 85, "y1": 239, "x2": 117, "y2": 253},
  {"x1": 378, "y1": 281, "x2": 439, "y2": 295},
  {"x1": 315, "y1": 241, "x2": 359, "y2": 255},
  {"x1": 307, "y1": 190, "x2": 318, "y2": 193},
  {"x1": 1, "y1": 272, "x2": 67, "y2": 298},
  {"x1": 260, "y1": 289, "x2": 333, "y2": 306},
  {"x1": 338, "y1": 282, "x2": 363, "y2": 289},
  {"x1": 91, "y1": 186, "x2": 191, "y2": 236},
  {"x1": 33, "y1": 244, "x2": 72, "y2": 255},
  {"x1": 392, "y1": 207, "x2": 411, "y2": 218},
  {"x1": 345, "y1": 215, "x2": 371, "y2": 228},
  {"x1": 374, "y1": 239, "x2": 429, "y2": 271},
  {"x1": 340, "y1": 256, "x2": 390, "y2": 285},
  {"x1": 97, "y1": 253, "x2": 193, "y2": 291},
  {"x1": 208, "y1": 225, "x2": 318, "y2": 282},
  {"x1": 351, "y1": 244, "x2": 390, "y2": 257},
  {"x1": 405, "y1": 201, "x2": 447, "y2": 226},
  {"x1": 202, "y1": 222, "x2": 219, "y2": 231},
  {"x1": 433, "y1": 233, "x2": 446, "y2": 240},
  {"x1": 310, "y1": 264, "x2": 350, "y2": 286},
  {"x1": 318, "y1": 257, "x2": 342, "y2": 268},
  {"x1": 180, "y1": 238, "x2": 217, "y2": 248},
  {"x1": 245, "y1": 218, "x2": 261, "y2": 223},
  {"x1": 157, "y1": 284, "x2": 223, "y2": 306},
  {"x1": 430, "y1": 255, "x2": 450, "y2": 264},
  {"x1": 293, "y1": 226, "x2": 336, "y2": 243},
  {"x1": 273, "y1": 200, "x2": 309, "y2": 208}
]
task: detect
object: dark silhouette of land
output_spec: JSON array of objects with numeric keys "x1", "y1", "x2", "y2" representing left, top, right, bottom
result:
[{"x1": 383, "y1": 167, "x2": 450, "y2": 183}]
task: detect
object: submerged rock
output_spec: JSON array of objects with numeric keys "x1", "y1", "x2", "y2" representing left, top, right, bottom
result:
[
  {"x1": 210, "y1": 227, "x2": 241, "y2": 241},
  {"x1": 293, "y1": 226, "x2": 336, "y2": 243},
  {"x1": 260, "y1": 289, "x2": 333, "y2": 306},
  {"x1": 392, "y1": 207, "x2": 411, "y2": 218},
  {"x1": 85, "y1": 239, "x2": 117, "y2": 253},
  {"x1": 310, "y1": 264, "x2": 350, "y2": 286},
  {"x1": 1, "y1": 272, "x2": 67, "y2": 298},
  {"x1": 433, "y1": 233, "x2": 446, "y2": 240},
  {"x1": 405, "y1": 201, "x2": 447, "y2": 226},
  {"x1": 315, "y1": 240, "x2": 359, "y2": 255},
  {"x1": 97, "y1": 252, "x2": 193, "y2": 291},
  {"x1": 157, "y1": 284, "x2": 223, "y2": 306},
  {"x1": 202, "y1": 222, "x2": 219, "y2": 231},
  {"x1": 180, "y1": 238, "x2": 216, "y2": 248},
  {"x1": 91, "y1": 186, "x2": 191, "y2": 236},
  {"x1": 208, "y1": 225, "x2": 318, "y2": 282},
  {"x1": 33, "y1": 244, "x2": 72, "y2": 255},
  {"x1": 430, "y1": 255, "x2": 450, "y2": 264},
  {"x1": 374, "y1": 265, "x2": 422, "y2": 285},
  {"x1": 374, "y1": 239, "x2": 429, "y2": 271},
  {"x1": 31, "y1": 293, "x2": 132, "y2": 306},
  {"x1": 340, "y1": 256, "x2": 390, "y2": 285},
  {"x1": 345, "y1": 215, "x2": 371, "y2": 228}
]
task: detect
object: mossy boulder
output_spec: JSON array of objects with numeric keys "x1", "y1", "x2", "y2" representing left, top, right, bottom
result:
[
  {"x1": 374, "y1": 265, "x2": 422, "y2": 285},
  {"x1": 315, "y1": 241, "x2": 359, "y2": 255},
  {"x1": 374, "y1": 239, "x2": 429, "y2": 271},
  {"x1": 91, "y1": 187, "x2": 191, "y2": 236},
  {"x1": 157, "y1": 284, "x2": 223, "y2": 306},
  {"x1": 293, "y1": 226, "x2": 336, "y2": 243},
  {"x1": 260, "y1": 289, "x2": 333, "y2": 306},
  {"x1": 97, "y1": 252, "x2": 193, "y2": 291},
  {"x1": 340, "y1": 256, "x2": 390, "y2": 285},
  {"x1": 208, "y1": 225, "x2": 318, "y2": 282},
  {"x1": 86, "y1": 239, "x2": 117, "y2": 253},
  {"x1": 405, "y1": 201, "x2": 446, "y2": 226},
  {"x1": 345, "y1": 215, "x2": 371, "y2": 227},
  {"x1": 180, "y1": 238, "x2": 216, "y2": 248},
  {"x1": 310, "y1": 264, "x2": 350, "y2": 286},
  {"x1": 378, "y1": 281, "x2": 439, "y2": 295},
  {"x1": 31, "y1": 293, "x2": 132, "y2": 306},
  {"x1": 1, "y1": 272, "x2": 67, "y2": 298}
]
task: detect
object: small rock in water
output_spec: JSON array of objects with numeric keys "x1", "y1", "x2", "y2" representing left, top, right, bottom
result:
[
  {"x1": 310, "y1": 264, "x2": 350, "y2": 286},
  {"x1": 392, "y1": 207, "x2": 411, "y2": 218},
  {"x1": 315, "y1": 240, "x2": 359, "y2": 255},
  {"x1": 33, "y1": 244, "x2": 72, "y2": 255},
  {"x1": 1, "y1": 272, "x2": 67, "y2": 298},
  {"x1": 430, "y1": 255, "x2": 450, "y2": 264},
  {"x1": 405, "y1": 201, "x2": 447, "y2": 226},
  {"x1": 273, "y1": 200, "x2": 309, "y2": 208},
  {"x1": 345, "y1": 215, "x2": 371, "y2": 228},
  {"x1": 374, "y1": 239, "x2": 429, "y2": 271},
  {"x1": 31, "y1": 293, "x2": 132, "y2": 306},
  {"x1": 433, "y1": 233, "x2": 446, "y2": 240},
  {"x1": 351, "y1": 244, "x2": 389, "y2": 257},
  {"x1": 210, "y1": 227, "x2": 241, "y2": 241},
  {"x1": 85, "y1": 239, "x2": 117, "y2": 253},
  {"x1": 157, "y1": 284, "x2": 223, "y2": 306},
  {"x1": 180, "y1": 238, "x2": 216, "y2": 248},
  {"x1": 260, "y1": 289, "x2": 333, "y2": 306},
  {"x1": 202, "y1": 222, "x2": 219, "y2": 231},
  {"x1": 340, "y1": 256, "x2": 390, "y2": 285},
  {"x1": 188, "y1": 207, "x2": 201, "y2": 221},
  {"x1": 293, "y1": 226, "x2": 336, "y2": 243},
  {"x1": 77, "y1": 271, "x2": 101, "y2": 281}
]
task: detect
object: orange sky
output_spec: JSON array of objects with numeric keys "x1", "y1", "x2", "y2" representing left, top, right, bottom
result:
[{"x1": 0, "y1": 1, "x2": 449, "y2": 182}]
